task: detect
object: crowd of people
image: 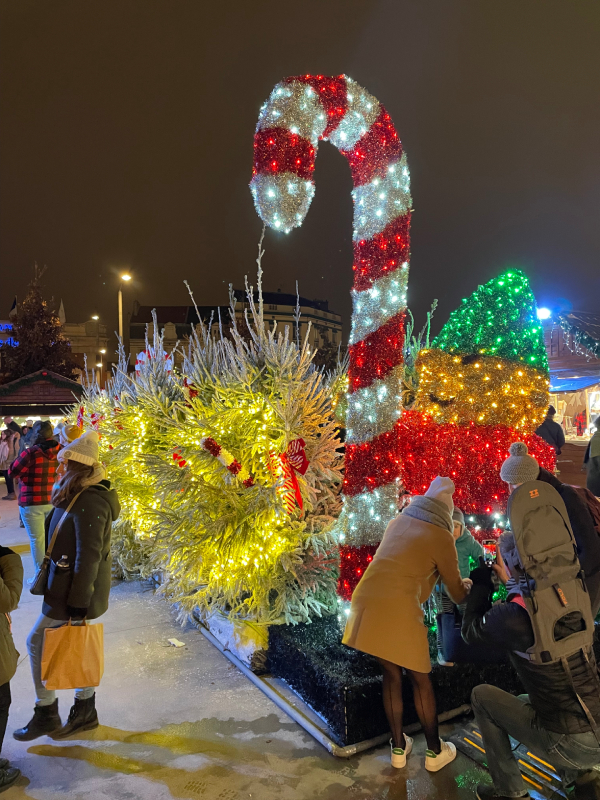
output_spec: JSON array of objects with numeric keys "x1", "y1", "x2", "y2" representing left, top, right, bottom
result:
[
  {"x1": 0, "y1": 408, "x2": 599, "y2": 797},
  {"x1": 344, "y1": 426, "x2": 600, "y2": 800},
  {"x1": 0, "y1": 415, "x2": 120, "y2": 793}
]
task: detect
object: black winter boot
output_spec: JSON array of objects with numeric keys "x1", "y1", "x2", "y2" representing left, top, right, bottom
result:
[
  {"x1": 53, "y1": 695, "x2": 98, "y2": 739},
  {"x1": 0, "y1": 767, "x2": 20, "y2": 793},
  {"x1": 13, "y1": 700, "x2": 61, "y2": 741}
]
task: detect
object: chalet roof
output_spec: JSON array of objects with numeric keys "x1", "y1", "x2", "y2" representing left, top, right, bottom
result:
[
  {"x1": 0, "y1": 369, "x2": 82, "y2": 415},
  {"x1": 559, "y1": 311, "x2": 600, "y2": 362},
  {"x1": 0, "y1": 369, "x2": 82, "y2": 397},
  {"x1": 563, "y1": 311, "x2": 600, "y2": 342}
]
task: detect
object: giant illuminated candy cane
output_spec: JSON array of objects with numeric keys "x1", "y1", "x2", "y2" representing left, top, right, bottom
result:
[{"x1": 250, "y1": 75, "x2": 411, "y2": 569}]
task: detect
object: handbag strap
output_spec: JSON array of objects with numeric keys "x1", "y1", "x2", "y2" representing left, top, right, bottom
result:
[{"x1": 45, "y1": 491, "x2": 84, "y2": 561}]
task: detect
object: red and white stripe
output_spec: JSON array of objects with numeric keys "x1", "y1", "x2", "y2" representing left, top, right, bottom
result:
[{"x1": 251, "y1": 75, "x2": 411, "y2": 546}]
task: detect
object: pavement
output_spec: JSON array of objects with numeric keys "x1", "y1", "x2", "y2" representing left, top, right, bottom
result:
[{"x1": 0, "y1": 482, "x2": 492, "y2": 800}]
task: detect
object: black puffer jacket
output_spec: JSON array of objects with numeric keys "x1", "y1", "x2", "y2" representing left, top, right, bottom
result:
[
  {"x1": 537, "y1": 467, "x2": 600, "y2": 616},
  {"x1": 462, "y1": 578, "x2": 600, "y2": 735},
  {"x1": 535, "y1": 417, "x2": 566, "y2": 454},
  {"x1": 43, "y1": 481, "x2": 120, "y2": 621}
]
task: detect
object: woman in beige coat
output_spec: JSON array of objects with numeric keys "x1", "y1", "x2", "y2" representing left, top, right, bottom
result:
[{"x1": 343, "y1": 476, "x2": 469, "y2": 771}]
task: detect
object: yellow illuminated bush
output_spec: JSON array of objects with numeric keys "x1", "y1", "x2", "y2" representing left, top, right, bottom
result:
[{"x1": 76, "y1": 271, "x2": 344, "y2": 625}]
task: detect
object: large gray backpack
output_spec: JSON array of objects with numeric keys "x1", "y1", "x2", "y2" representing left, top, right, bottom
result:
[{"x1": 506, "y1": 480, "x2": 594, "y2": 665}]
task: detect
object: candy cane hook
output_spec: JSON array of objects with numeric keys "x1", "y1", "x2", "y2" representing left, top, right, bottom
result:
[{"x1": 250, "y1": 75, "x2": 411, "y2": 546}]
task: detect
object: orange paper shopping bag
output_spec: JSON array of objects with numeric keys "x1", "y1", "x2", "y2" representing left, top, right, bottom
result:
[{"x1": 41, "y1": 620, "x2": 104, "y2": 690}]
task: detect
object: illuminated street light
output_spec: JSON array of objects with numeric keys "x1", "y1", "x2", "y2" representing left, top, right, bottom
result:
[
  {"x1": 118, "y1": 273, "x2": 132, "y2": 339},
  {"x1": 536, "y1": 307, "x2": 551, "y2": 320}
]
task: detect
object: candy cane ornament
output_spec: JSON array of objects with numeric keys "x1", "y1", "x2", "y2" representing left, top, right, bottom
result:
[{"x1": 250, "y1": 75, "x2": 411, "y2": 548}]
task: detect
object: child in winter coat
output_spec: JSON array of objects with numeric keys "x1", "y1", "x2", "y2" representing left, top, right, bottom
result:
[{"x1": 436, "y1": 508, "x2": 483, "y2": 666}]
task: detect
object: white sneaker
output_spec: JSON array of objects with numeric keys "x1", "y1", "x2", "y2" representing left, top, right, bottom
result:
[
  {"x1": 390, "y1": 734, "x2": 413, "y2": 768},
  {"x1": 437, "y1": 652, "x2": 455, "y2": 667},
  {"x1": 425, "y1": 740, "x2": 457, "y2": 772}
]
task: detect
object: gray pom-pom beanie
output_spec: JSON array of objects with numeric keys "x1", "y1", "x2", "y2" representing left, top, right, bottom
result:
[{"x1": 500, "y1": 442, "x2": 540, "y2": 485}]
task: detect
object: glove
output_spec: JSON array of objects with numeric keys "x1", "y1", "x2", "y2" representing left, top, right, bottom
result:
[
  {"x1": 469, "y1": 557, "x2": 494, "y2": 589},
  {"x1": 66, "y1": 605, "x2": 88, "y2": 619}
]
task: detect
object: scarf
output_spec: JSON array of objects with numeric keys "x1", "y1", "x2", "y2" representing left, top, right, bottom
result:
[
  {"x1": 403, "y1": 495, "x2": 453, "y2": 533},
  {"x1": 54, "y1": 462, "x2": 106, "y2": 492},
  {"x1": 81, "y1": 464, "x2": 107, "y2": 487}
]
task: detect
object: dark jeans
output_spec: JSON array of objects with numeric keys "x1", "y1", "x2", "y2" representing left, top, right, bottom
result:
[
  {"x1": 472, "y1": 684, "x2": 600, "y2": 797},
  {"x1": 0, "y1": 472, "x2": 14, "y2": 495},
  {"x1": 0, "y1": 682, "x2": 11, "y2": 753}
]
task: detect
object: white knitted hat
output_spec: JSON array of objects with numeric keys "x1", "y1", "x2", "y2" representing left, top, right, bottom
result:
[
  {"x1": 500, "y1": 442, "x2": 539, "y2": 485},
  {"x1": 58, "y1": 430, "x2": 100, "y2": 466},
  {"x1": 424, "y1": 476, "x2": 455, "y2": 513}
]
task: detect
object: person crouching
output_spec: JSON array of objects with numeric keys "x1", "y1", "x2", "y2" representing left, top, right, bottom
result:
[{"x1": 13, "y1": 431, "x2": 120, "y2": 741}]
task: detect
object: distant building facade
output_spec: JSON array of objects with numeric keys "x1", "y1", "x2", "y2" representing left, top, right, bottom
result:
[
  {"x1": 233, "y1": 290, "x2": 342, "y2": 351},
  {"x1": 129, "y1": 291, "x2": 343, "y2": 367},
  {"x1": 62, "y1": 320, "x2": 109, "y2": 383}
]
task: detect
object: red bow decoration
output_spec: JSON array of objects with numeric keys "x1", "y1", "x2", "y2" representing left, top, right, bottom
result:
[
  {"x1": 90, "y1": 413, "x2": 105, "y2": 430},
  {"x1": 77, "y1": 406, "x2": 85, "y2": 428},
  {"x1": 268, "y1": 438, "x2": 309, "y2": 515},
  {"x1": 183, "y1": 377, "x2": 199, "y2": 399}
]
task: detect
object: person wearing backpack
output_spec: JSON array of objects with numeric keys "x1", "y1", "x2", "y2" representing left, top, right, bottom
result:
[
  {"x1": 463, "y1": 476, "x2": 600, "y2": 799},
  {"x1": 13, "y1": 430, "x2": 120, "y2": 742},
  {"x1": 501, "y1": 442, "x2": 600, "y2": 616},
  {"x1": 584, "y1": 417, "x2": 600, "y2": 498}
]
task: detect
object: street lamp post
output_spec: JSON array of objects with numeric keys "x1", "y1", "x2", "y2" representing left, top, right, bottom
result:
[
  {"x1": 91, "y1": 314, "x2": 100, "y2": 350},
  {"x1": 98, "y1": 348, "x2": 106, "y2": 387},
  {"x1": 118, "y1": 273, "x2": 132, "y2": 342}
]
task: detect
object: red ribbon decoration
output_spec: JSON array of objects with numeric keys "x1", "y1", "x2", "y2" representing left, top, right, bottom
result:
[
  {"x1": 269, "y1": 438, "x2": 309, "y2": 514},
  {"x1": 90, "y1": 413, "x2": 105, "y2": 430}
]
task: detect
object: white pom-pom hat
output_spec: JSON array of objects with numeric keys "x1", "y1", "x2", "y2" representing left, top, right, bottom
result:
[
  {"x1": 58, "y1": 430, "x2": 100, "y2": 467},
  {"x1": 500, "y1": 442, "x2": 540, "y2": 485}
]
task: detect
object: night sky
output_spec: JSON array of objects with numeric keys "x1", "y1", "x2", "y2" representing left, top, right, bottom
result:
[{"x1": 2, "y1": 0, "x2": 600, "y2": 358}]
